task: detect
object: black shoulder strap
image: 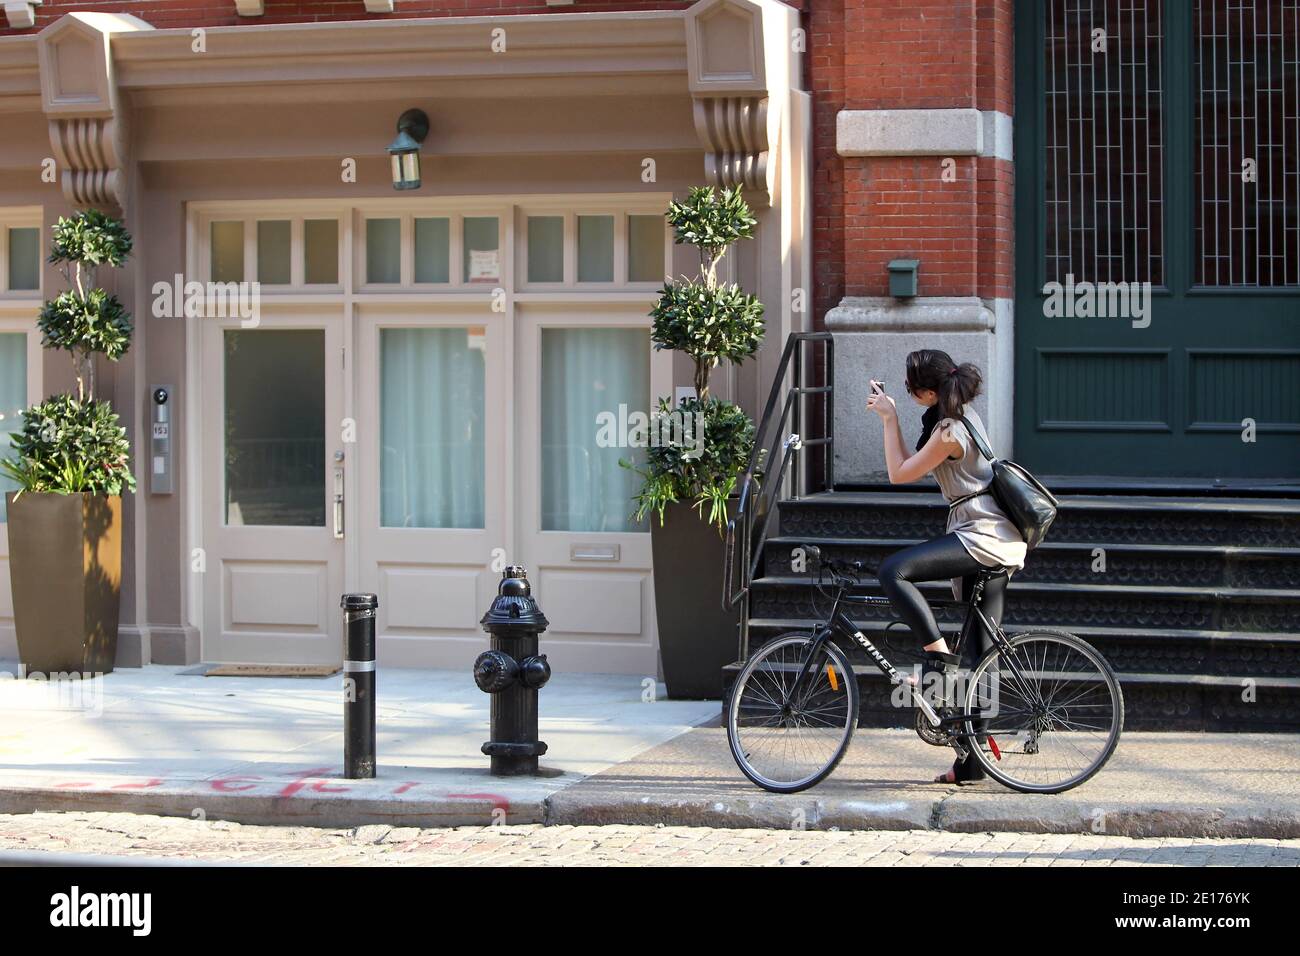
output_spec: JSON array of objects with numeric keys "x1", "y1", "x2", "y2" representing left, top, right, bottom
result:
[{"x1": 959, "y1": 414, "x2": 996, "y2": 463}]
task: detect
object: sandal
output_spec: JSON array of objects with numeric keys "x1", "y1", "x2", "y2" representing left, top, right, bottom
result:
[{"x1": 933, "y1": 753, "x2": 987, "y2": 785}]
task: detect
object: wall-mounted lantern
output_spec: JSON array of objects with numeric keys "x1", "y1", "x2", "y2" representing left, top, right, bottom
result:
[
  {"x1": 387, "y1": 109, "x2": 429, "y2": 191},
  {"x1": 888, "y1": 259, "x2": 920, "y2": 299}
]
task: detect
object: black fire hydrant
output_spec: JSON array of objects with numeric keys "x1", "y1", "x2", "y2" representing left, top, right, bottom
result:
[{"x1": 474, "y1": 565, "x2": 551, "y2": 776}]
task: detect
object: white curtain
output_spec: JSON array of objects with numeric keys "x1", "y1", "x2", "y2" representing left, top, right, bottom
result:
[
  {"x1": 541, "y1": 328, "x2": 649, "y2": 533},
  {"x1": 0, "y1": 333, "x2": 26, "y2": 521},
  {"x1": 381, "y1": 328, "x2": 485, "y2": 528}
]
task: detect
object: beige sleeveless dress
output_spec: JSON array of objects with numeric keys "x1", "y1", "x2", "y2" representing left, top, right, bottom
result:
[{"x1": 932, "y1": 407, "x2": 1027, "y2": 598}]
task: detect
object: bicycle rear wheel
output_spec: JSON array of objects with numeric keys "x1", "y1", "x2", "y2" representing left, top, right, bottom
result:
[
  {"x1": 962, "y1": 629, "x2": 1123, "y2": 794},
  {"x1": 726, "y1": 633, "x2": 858, "y2": 794}
]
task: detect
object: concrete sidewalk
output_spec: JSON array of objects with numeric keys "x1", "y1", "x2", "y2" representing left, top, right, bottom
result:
[
  {"x1": 1, "y1": 665, "x2": 1298, "y2": 837},
  {"x1": 553, "y1": 721, "x2": 1300, "y2": 839},
  {"x1": 0, "y1": 665, "x2": 715, "y2": 828}
]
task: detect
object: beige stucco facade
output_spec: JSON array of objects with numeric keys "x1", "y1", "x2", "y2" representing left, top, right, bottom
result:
[{"x1": 0, "y1": 1, "x2": 811, "y2": 674}]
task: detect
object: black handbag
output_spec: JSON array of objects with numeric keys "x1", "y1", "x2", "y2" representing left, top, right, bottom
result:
[{"x1": 959, "y1": 415, "x2": 1059, "y2": 550}]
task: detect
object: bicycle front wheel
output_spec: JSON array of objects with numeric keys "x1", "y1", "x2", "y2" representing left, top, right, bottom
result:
[
  {"x1": 962, "y1": 630, "x2": 1123, "y2": 794},
  {"x1": 726, "y1": 633, "x2": 858, "y2": 794}
]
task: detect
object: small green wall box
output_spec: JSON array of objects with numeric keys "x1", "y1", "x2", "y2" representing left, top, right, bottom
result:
[{"x1": 888, "y1": 259, "x2": 919, "y2": 298}]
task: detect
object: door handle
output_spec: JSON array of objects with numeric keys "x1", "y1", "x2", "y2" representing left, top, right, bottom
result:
[{"x1": 333, "y1": 464, "x2": 345, "y2": 539}]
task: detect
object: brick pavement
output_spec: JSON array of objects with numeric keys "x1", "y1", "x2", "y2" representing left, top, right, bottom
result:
[{"x1": 1, "y1": 812, "x2": 1297, "y2": 866}]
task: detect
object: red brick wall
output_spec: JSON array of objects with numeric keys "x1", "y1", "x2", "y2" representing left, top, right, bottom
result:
[{"x1": 811, "y1": 0, "x2": 1014, "y2": 319}]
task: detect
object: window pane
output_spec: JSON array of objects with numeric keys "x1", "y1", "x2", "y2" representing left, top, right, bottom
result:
[
  {"x1": 628, "y1": 215, "x2": 665, "y2": 283},
  {"x1": 463, "y1": 217, "x2": 500, "y2": 284},
  {"x1": 414, "y1": 217, "x2": 450, "y2": 284},
  {"x1": 541, "y1": 327, "x2": 650, "y2": 533},
  {"x1": 1043, "y1": 0, "x2": 1164, "y2": 285},
  {"x1": 210, "y1": 221, "x2": 245, "y2": 283},
  {"x1": 0, "y1": 332, "x2": 27, "y2": 521},
  {"x1": 256, "y1": 220, "x2": 291, "y2": 285},
  {"x1": 527, "y1": 216, "x2": 564, "y2": 282},
  {"x1": 304, "y1": 219, "x2": 338, "y2": 285},
  {"x1": 7, "y1": 228, "x2": 39, "y2": 291},
  {"x1": 1195, "y1": 0, "x2": 1299, "y2": 286},
  {"x1": 224, "y1": 329, "x2": 325, "y2": 527},
  {"x1": 577, "y1": 215, "x2": 614, "y2": 282},
  {"x1": 381, "y1": 327, "x2": 486, "y2": 529},
  {"x1": 366, "y1": 218, "x2": 401, "y2": 284}
]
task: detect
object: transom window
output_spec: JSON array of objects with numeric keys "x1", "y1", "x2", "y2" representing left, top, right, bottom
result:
[
  {"x1": 207, "y1": 215, "x2": 342, "y2": 288},
  {"x1": 198, "y1": 199, "x2": 669, "y2": 293}
]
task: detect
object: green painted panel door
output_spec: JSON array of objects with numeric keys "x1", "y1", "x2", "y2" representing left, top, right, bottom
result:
[{"x1": 1014, "y1": 0, "x2": 1300, "y2": 478}]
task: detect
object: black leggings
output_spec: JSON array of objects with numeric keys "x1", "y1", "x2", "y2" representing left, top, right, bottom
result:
[{"x1": 877, "y1": 533, "x2": 1006, "y2": 661}]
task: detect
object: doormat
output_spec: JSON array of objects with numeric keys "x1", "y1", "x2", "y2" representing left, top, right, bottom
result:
[{"x1": 200, "y1": 664, "x2": 341, "y2": 678}]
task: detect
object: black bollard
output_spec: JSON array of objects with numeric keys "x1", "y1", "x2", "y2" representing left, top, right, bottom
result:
[
  {"x1": 474, "y1": 566, "x2": 550, "y2": 776},
  {"x1": 341, "y1": 593, "x2": 378, "y2": 779}
]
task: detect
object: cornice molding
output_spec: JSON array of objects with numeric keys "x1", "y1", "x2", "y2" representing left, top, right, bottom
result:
[{"x1": 111, "y1": 12, "x2": 688, "y2": 91}]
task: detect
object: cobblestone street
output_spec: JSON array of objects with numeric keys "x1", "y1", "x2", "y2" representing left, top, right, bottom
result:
[{"x1": 2, "y1": 812, "x2": 1298, "y2": 866}]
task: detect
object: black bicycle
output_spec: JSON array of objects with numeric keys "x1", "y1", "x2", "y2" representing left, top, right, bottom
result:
[{"x1": 726, "y1": 545, "x2": 1124, "y2": 794}]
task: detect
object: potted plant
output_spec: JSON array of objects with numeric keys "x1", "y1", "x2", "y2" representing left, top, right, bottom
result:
[
  {"x1": 625, "y1": 186, "x2": 764, "y2": 699},
  {"x1": 2, "y1": 209, "x2": 135, "y2": 675}
]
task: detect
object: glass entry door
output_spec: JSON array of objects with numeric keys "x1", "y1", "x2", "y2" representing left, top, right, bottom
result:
[
  {"x1": 200, "y1": 312, "x2": 345, "y2": 664},
  {"x1": 353, "y1": 308, "x2": 507, "y2": 668},
  {"x1": 513, "y1": 307, "x2": 660, "y2": 676}
]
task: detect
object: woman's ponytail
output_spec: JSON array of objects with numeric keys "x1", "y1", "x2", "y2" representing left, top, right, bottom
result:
[{"x1": 938, "y1": 362, "x2": 981, "y2": 420}]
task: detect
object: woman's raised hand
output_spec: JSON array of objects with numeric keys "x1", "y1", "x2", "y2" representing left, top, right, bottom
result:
[{"x1": 866, "y1": 380, "x2": 896, "y2": 420}]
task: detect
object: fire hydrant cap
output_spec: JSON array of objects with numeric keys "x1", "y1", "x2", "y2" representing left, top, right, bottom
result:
[{"x1": 480, "y1": 567, "x2": 548, "y2": 633}]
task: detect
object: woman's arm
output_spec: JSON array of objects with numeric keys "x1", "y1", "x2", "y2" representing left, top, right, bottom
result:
[{"x1": 867, "y1": 388, "x2": 963, "y2": 484}]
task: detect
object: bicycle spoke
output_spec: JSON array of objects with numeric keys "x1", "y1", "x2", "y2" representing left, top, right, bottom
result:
[
  {"x1": 965, "y1": 632, "x2": 1121, "y2": 793},
  {"x1": 729, "y1": 637, "x2": 855, "y2": 792}
]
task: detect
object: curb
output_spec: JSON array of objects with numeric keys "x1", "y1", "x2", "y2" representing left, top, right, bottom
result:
[
  {"x1": 0, "y1": 786, "x2": 544, "y2": 830},
  {"x1": 545, "y1": 790, "x2": 1300, "y2": 839},
  {"x1": 5, "y1": 785, "x2": 1300, "y2": 839}
]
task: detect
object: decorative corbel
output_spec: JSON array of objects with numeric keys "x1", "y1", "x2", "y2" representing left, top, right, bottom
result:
[
  {"x1": 684, "y1": 0, "x2": 778, "y2": 206},
  {"x1": 36, "y1": 13, "x2": 153, "y2": 213},
  {"x1": 363, "y1": 1, "x2": 395, "y2": 12},
  {"x1": 3, "y1": 1, "x2": 41, "y2": 31},
  {"x1": 234, "y1": 1, "x2": 265, "y2": 16}
]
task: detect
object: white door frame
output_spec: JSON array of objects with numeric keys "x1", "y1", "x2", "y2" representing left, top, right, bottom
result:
[
  {"x1": 352, "y1": 302, "x2": 507, "y2": 668},
  {"x1": 197, "y1": 307, "x2": 346, "y2": 664}
]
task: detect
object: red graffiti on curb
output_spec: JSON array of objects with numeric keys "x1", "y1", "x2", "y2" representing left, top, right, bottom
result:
[
  {"x1": 391, "y1": 782, "x2": 420, "y2": 795},
  {"x1": 111, "y1": 778, "x2": 163, "y2": 790},
  {"x1": 278, "y1": 767, "x2": 350, "y2": 797},
  {"x1": 211, "y1": 775, "x2": 261, "y2": 793}
]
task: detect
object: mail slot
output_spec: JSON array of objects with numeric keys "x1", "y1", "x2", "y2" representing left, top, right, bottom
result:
[{"x1": 570, "y1": 543, "x2": 620, "y2": 562}]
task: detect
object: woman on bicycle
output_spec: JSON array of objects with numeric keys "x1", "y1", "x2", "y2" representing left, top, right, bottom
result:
[{"x1": 866, "y1": 349, "x2": 1027, "y2": 785}]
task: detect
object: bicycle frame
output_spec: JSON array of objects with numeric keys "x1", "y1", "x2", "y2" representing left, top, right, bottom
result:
[{"x1": 782, "y1": 571, "x2": 1035, "y2": 734}]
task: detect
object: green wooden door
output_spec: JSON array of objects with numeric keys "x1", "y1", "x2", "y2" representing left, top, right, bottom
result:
[{"x1": 1014, "y1": 0, "x2": 1300, "y2": 479}]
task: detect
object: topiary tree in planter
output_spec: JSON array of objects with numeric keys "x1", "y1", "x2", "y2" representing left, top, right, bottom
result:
[
  {"x1": 625, "y1": 186, "x2": 765, "y2": 699},
  {"x1": 2, "y1": 210, "x2": 136, "y2": 676}
]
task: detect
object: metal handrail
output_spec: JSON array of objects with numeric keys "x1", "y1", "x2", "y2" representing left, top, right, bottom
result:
[{"x1": 722, "y1": 331, "x2": 835, "y2": 662}]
